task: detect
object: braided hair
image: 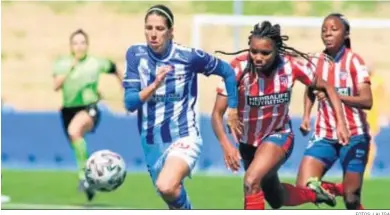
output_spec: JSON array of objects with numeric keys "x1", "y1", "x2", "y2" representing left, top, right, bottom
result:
[{"x1": 216, "y1": 21, "x2": 316, "y2": 85}]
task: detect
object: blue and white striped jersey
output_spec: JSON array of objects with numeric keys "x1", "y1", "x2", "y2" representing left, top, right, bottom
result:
[{"x1": 123, "y1": 42, "x2": 223, "y2": 144}]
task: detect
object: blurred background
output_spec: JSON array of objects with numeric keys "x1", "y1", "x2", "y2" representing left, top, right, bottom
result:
[{"x1": 2, "y1": 1, "x2": 390, "y2": 209}]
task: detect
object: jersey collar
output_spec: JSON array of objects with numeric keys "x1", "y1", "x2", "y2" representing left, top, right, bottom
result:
[
  {"x1": 324, "y1": 45, "x2": 346, "y2": 63},
  {"x1": 72, "y1": 54, "x2": 88, "y2": 62},
  {"x1": 334, "y1": 45, "x2": 346, "y2": 62},
  {"x1": 147, "y1": 40, "x2": 173, "y2": 61}
]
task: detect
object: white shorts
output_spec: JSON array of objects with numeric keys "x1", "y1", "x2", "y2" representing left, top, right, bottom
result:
[{"x1": 141, "y1": 135, "x2": 202, "y2": 185}]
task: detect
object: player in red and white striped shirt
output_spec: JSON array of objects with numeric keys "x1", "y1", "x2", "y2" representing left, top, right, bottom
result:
[
  {"x1": 297, "y1": 13, "x2": 373, "y2": 210},
  {"x1": 211, "y1": 21, "x2": 349, "y2": 210}
]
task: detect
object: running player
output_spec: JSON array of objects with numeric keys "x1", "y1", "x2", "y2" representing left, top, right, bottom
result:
[
  {"x1": 52, "y1": 29, "x2": 122, "y2": 201},
  {"x1": 212, "y1": 20, "x2": 349, "y2": 210},
  {"x1": 297, "y1": 13, "x2": 373, "y2": 210},
  {"x1": 123, "y1": 5, "x2": 239, "y2": 209}
]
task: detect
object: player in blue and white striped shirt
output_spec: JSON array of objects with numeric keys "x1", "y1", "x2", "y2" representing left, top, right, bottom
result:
[{"x1": 123, "y1": 4, "x2": 240, "y2": 209}]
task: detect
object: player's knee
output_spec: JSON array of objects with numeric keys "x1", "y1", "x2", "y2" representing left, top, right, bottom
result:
[
  {"x1": 68, "y1": 126, "x2": 83, "y2": 140},
  {"x1": 244, "y1": 172, "x2": 263, "y2": 193},
  {"x1": 156, "y1": 180, "x2": 179, "y2": 198}
]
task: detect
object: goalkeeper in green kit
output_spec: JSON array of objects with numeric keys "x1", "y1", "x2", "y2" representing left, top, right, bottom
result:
[{"x1": 52, "y1": 29, "x2": 122, "y2": 201}]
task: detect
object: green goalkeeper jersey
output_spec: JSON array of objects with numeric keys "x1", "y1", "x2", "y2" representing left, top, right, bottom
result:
[{"x1": 53, "y1": 55, "x2": 115, "y2": 108}]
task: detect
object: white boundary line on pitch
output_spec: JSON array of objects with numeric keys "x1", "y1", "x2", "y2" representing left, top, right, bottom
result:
[{"x1": 1, "y1": 203, "x2": 133, "y2": 209}]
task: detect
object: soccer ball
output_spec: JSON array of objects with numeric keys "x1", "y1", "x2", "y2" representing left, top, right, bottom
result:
[{"x1": 85, "y1": 150, "x2": 127, "y2": 192}]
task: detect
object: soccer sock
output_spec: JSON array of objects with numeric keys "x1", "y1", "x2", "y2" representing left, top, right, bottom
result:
[
  {"x1": 282, "y1": 183, "x2": 317, "y2": 206},
  {"x1": 321, "y1": 181, "x2": 344, "y2": 196},
  {"x1": 166, "y1": 186, "x2": 192, "y2": 209},
  {"x1": 244, "y1": 191, "x2": 265, "y2": 210},
  {"x1": 345, "y1": 201, "x2": 364, "y2": 210},
  {"x1": 71, "y1": 138, "x2": 88, "y2": 180}
]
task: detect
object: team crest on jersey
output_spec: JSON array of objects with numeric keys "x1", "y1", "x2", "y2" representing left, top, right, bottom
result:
[
  {"x1": 279, "y1": 75, "x2": 289, "y2": 88},
  {"x1": 247, "y1": 91, "x2": 291, "y2": 107}
]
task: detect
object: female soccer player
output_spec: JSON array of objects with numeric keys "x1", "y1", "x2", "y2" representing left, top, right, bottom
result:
[
  {"x1": 123, "y1": 5, "x2": 240, "y2": 209},
  {"x1": 211, "y1": 20, "x2": 349, "y2": 210},
  {"x1": 52, "y1": 29, "x2": 122, "y2": 201},
  {"x1": 298, "y1": 13, "x2": 373, "y2": 210}
]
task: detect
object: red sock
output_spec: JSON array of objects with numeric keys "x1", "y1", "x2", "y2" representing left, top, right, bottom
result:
[
  {"x1": 245, "y1": 191, "x2": 265, "y2": 210},
  {"x1": 321, "y1": 181, "x2": 344, "y2": 196},
  {"x1": 357, "y1": 204, "x2": 365, "y2": 210},
  {"x1": 282, "y1": 183, "x2": 317, "y2": 206}
]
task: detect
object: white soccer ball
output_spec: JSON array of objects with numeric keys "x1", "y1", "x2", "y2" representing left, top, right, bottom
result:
[{"x1": 85, "y1": 150, "x2": 127, "y2": 192}]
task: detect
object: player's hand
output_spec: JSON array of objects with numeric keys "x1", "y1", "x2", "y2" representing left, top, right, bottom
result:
[
  {"x1": 300, "y1": 117, "x2": 311, "y2": 136},
  {"x1": 153, "y1": 65, "x2": 173, "y2": 88},
  {"x1": 222, "y1": 142, "x2": 241, "y2": 173},
  {"x1": 313, "y1": 90, "x2": 327, "y2": 101},
  {"x1": 70, "y1": 58, "x2": 81, "y2": 71},
  {"x1": 226, "y1": 108, "x2": 243, "y2": 143},
  {"x1": 336, "y1": 122, "x2": 350, "y2": 145}
]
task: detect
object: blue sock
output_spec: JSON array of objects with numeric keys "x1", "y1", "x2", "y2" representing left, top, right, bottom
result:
[{"x1": 166, "y1": 186, "x2": 192, "y2": 209}]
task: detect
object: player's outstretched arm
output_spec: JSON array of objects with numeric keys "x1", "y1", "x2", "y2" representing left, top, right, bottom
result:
[
  {"x1": 294, "y1": 60, "x2": 349, "y2": 144},
  {"x1": 313, "y1": 77, "x2": 350, "y2": 144},
  {"x1": 191, "y1": 49, "x2": 241, "y2": 134},
  {"x1": 211, "y1": 93, "x2": 241, "y2": 172},
  {"x1": 213, "y1": 60, "x2": 242, "y2": 136},
  {"x1": 191, "y1": 49, "x2": 238, "y2": 109},
  {"x1": 104, "y1": 59, "x2": 123, "y2": 84},
  {"x1": 300, "y1": 87, "x2": 316, "y2": 136},
  {"x1": 212, "y1": 94, "x2": 230, "y2": 146}
]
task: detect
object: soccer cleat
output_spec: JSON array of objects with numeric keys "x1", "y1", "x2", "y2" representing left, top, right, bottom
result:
[
  {"x1": 78, "y1": 180, "x2": 96, "y2": 202},
  {"x1": 306, "y1": 177, "x2": 336, "y2": 207}
]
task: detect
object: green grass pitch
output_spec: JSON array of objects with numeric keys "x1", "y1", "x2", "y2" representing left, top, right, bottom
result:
[{"x1": 1, "y1": 170, "x2": 389, "y2": 209}]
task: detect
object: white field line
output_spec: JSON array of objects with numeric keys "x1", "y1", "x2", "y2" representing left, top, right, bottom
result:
[{"x1": 1, "y1": 202, "x2": 132, "y2": 209}]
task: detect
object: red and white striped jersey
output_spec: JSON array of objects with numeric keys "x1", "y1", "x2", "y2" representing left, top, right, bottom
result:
[
  {"x1": 217, "y1": 54, "x2": 315, "y2": 146},
  {"x1": 312, "y1": 48, "x2": 370, "y2": 139}
]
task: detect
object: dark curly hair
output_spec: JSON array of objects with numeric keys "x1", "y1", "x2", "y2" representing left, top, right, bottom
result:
[{"x1": 216, "y1": 21, "x2": 326, "y2": 85}]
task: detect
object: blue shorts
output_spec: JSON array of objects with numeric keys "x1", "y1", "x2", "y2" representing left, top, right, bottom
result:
[
  {"x1": 304, "y1": 134, "x2": 370, "y2": 173},
  {"x1": 239, "y1": 132, "x2": 294, "y2": 170}
]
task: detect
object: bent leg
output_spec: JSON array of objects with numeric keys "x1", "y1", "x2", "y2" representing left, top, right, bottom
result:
[
  {"x1": 296, "y1": 136, "x2": 338, "y2": 188},
  {"x1": 244, "y1": 133, "x2": 294, "y2": 209},
  {"x1": 68, "y1": 110, "x2": 94, "y2": 180},
  {"x1": 156, "y1": 156, "x2": 192, "y2": 209},
  {"x1": 155, "y1": 136, "x2": 201, "y2": 209},
  {"x1": 340, "y1": 134, "x2": 370, "y2": 210}
]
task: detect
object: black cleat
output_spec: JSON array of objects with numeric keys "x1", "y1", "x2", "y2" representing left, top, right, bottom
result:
[{"x1": 78, "y1": 180, "x2": 96, "y2": 202}]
